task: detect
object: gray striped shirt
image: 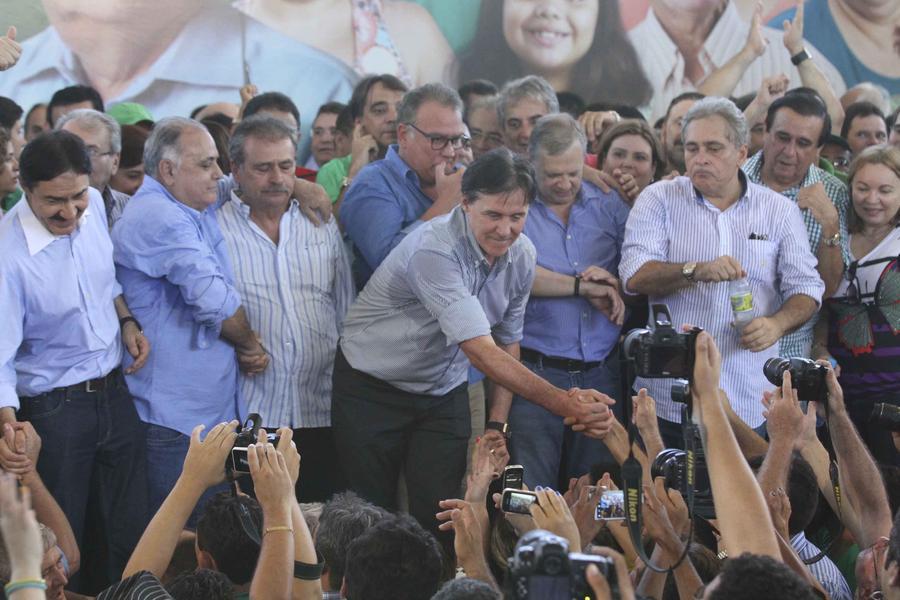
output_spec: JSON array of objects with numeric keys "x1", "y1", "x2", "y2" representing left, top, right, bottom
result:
[
  {"x1": 620, "y1": 174, "x2": 824, "y2": 427},
  {"x1": 341, "y1": 205, "x2": 536, "y2": 396},
  {"x1": 217, "y1": 193, "x2": 354, "y2": 428}
]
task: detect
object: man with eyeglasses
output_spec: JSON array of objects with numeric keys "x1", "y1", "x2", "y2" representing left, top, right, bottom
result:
[
  {"x1": 339, "y1": 82, "x2": 470, "y2": 290},
  {"x1": 57, "y1": 108, "x2": 130, "y2": 228}
]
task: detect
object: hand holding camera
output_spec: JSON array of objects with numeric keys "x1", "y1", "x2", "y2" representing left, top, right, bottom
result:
[
  {"x1": 181, "y1": 421, "x2": 239, "y2": 491},
  {"x1": 247, "y1": 442, "x2": 294, "y2": 518},
  {"x1": 585, "y1": 547, "x2": 634, "y2": 600},
  {"x1": 530, "y1": 488, "x2": 581, "y2": 553},
  {"x1": 691, "y1": 331, "x2": 722, "y2": 405},
  {"x1": 642, "y1": 476, "x2": 688, "y2": 559},
  {"x1": 761, "y1": 370, "x2": 804, "y2": 443}
]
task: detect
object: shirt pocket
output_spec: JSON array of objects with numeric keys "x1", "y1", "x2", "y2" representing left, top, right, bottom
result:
[{"x1": 741, "y1": 239, "x2": 778, "y2": 284}]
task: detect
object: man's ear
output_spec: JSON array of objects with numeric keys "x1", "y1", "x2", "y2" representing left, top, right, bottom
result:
[{"x1": 158, "y1": 158, "x2": 177, "y2": 186}]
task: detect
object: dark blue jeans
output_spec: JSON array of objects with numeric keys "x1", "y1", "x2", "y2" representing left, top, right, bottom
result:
[
  {"x1": 508, "y1": 353, "x2": 622, "y2": 490},
  {"x1": 17, "y1": 371, "x2": 148, "y2": 585}
]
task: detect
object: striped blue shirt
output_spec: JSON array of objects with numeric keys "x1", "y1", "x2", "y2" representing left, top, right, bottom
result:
[
  {"x1": 619, "y1": 174, "x2": 824, "y2": 427},
  {"x1": 522, "y1": 183, "x2": 630, "y2": 361},
  {"x1": 217, "y1": 193, "x2": 354, "y2": 428},
  {"x1": 791, "y1": 532, "x2": 852, "y2": 600}
]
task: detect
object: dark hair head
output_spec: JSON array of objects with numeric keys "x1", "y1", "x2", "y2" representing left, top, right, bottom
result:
[
  {"x1": 889, "y1": 106, "x2": 900, "y2": 130},
  {"x1": 244, "y1": 92, "x2": 301, "y2": 129},
  {"x1": 344, "y1": 514, "x2": 443, "y2": 600},
  {"x1": 317, "y1": 492, "x2": 389, "y2": 591},
  {"x1": 732, "y1": 92, "x2": 756, "y2": 112},
  {"x1": 707, "y1": 553, "x2": 818, "y2": 600},
  {"x1": 584, "y1": 102, "x2": 647, "y2": 122},
  {"x1": 196, "y1": 492, "x2": 262, "y2": 586},
  {"x1": 315, "y1": 101, "x2": 346, "y2": 122},
  {"x1": 0, "y1": 128, "x2": 10, "y2": 158},
  {"x1": 458, "y1": 79, "x2": 499, "y2": 103},
  {"x1": 229, "y1": 115, "x2": 297, "y2": 169},
  {"x1": 462, "y1": 147, "x2": 536, "y2": 206},
  {"x1": 824, "y1": 133, "x2": 851, "y2": 153},
  {"x1": 556, "y1": 91, "x2": 586, "y2": 119},
  {"x1": 459, "y1": 1, "x2": 652, "y2": 107},
  {"x1": 18, "y1": 130, "x2": 91, "y2": 191},
  {"x1": 120, "y1": 125, "x2": 150, "y2": 169},
  {"x1": 335, "y1": 104, "x2": 355, "y2": 137},
  {"x1": 765, "y1": 91, "x2": 831, "y2": 146},
  {"x1": 201, "y1": 119, "x2": 232, "y2": 176},
  {"x1": 841, "y1": 101, "x2": 887, "y2": 139},
  {"x1": 397, "y1": 83, "x2": 463, "y2": 127},
  {"x1": 348, "y1": 74, "x2": 409, "y2": 121},
  {"x1": 165, "y1": 569, "x2": 234, "y2": 600},
  {"x1": 0, "y1": 97, "x2": 23, "y2": 130},
  {"x1": 597, "y1": 118, "x2": 665, "y2": 181},
  {"x1": 47, "y1": 85, "x2": 104, "y2": 127},
  {"x1": 664, "y1": 92, "x2": 706, "y2": 124},
  {"x1": 432, "y1": 577, "x2": 500, "y2": 600}
]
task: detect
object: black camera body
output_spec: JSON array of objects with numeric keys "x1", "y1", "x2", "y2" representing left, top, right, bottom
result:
[
  {"x1": 624, "y1": 304, "x2": 702, "y2": 380},
  {"x1": 871, "y1": 403, "x2": 900, "y2": 432},
  {"x1": 226, "y1": 414, "x2": 280, "y2": 476},
  {"x1": 763, "y1": 357, "x2": 828, "y2": 403},
  {"x1": 507, "y1": 530, "x2": 616, "y2": 600},
  {"x1": 651, "y1": 446, "x2": 715, "y2": 519}
]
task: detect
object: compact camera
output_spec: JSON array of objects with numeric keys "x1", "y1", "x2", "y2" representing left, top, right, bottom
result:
[
  {"x1": 623, "y1": 304, "x2": 702, "y2": 379},
  {"x1": 651, "y1": 447, "x2": 715, "y2": 519},
  {"x1": 507, "y1": 530, "x2": 616, "y2": 600},
  {"x1": 227, "y1": 414, "x2": 281, "y2": 476},
  {"x1": 762, "y1": 357, "x2": 828, "y2": 403}
]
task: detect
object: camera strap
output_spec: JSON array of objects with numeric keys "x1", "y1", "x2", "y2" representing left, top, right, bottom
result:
[
  {"x1": 801, "y1": 460, "x2": 844, "y2": 565},
  {"x1": 620, "y1": 351, "x2": 694, "y2": 574}
]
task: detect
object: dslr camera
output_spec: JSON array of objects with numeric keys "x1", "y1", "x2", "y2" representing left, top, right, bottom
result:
[
  {"x1": 763, "y1": 357, "x2": 828, "y2": 403},
  {"x1": 624, "y1": 304, "x2": 702, "y2": 380},
  {"x1": 226, "y1": 413, "x2": 280, "y2": 477},
  {"x1": 507, "y1": 530, "x2": 616, "y2": 600},
  {"x1": 651, "y1": 446, "x2": 715, "y2": 519}
]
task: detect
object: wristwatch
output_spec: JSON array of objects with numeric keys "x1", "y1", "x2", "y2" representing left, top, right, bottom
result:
[
  {"x1": 340, "y1": 176, "x2": 352, "y2": 190},
  {"x1": 485, "y1": 421, "x2": 510, "y2": 439},
  {"x1": 682, "y1": 261, "x2": 698, "y2": 282},
  {"x1": 823, "y1": 232, "x2": 842, "y2": 247},
  {"x1": 790, "y1": 48, "x2": 812, "y2": 66}
]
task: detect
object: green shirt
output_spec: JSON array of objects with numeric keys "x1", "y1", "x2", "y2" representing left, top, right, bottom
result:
[
  {"x1": 1, "y1": 188, "x2": 22, "y2": 212},
  {"x1": 412, "y1": 0, "x2": 482, "y2": 53},
  {"x1": 316, "y1": 154, "x2": 353, "y2": 203}
]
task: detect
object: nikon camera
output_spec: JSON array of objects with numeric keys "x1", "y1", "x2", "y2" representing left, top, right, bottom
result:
[
  {"x1": 623, "y1": 304, "x2": 703, "y2": 380},
  {"x1": 507, "y1": 530, "x2": 616, "y2": 600}
]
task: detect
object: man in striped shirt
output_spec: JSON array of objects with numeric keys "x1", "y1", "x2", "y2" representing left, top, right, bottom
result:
[
  {"x1": 620, "y1": 97, "x2": 824, "y2": 440},
  {"x1": 217, "y1": 116, "x2": 354, "y2": 502}
]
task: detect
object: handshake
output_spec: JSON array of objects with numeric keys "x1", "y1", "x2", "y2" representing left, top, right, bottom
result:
[{"x1": 563, "y1": 388, "x2": 616, "y2": 439}]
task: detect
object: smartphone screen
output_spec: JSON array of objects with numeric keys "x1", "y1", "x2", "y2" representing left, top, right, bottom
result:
[
  {"x1": 502, "y1": 488, "x2": 538, "y2": 515},
  {"x1": 503, "y1": 465, "x2": 524, "y2": 490}
]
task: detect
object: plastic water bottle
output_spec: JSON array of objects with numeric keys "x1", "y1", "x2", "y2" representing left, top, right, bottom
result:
[{"x1": 729, "y1": 278, "x2": 754, "y2": 329}]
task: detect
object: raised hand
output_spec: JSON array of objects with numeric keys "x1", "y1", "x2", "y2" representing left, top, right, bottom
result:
[
  {"x1": 530, "y1": 487, "x2": 581, "y2": 551},
  {"x1": 781, "y1": 0, "x2": 806, "y2": 56},
  {"x1": 0, "y1": 27, "x2": 21, "y2": 72},
  {"x1": 762, "y1": 370, "x2": 804, "y2": 443},
  {"x1": 0, "y1": 471, "x2": 42, "y2": 579},
  {"x1": 248, "y1": 442, "x2": 294, "y2": 515},
  {"x1": 182, "y1": 421, "x2": 239, "y2": 489}
]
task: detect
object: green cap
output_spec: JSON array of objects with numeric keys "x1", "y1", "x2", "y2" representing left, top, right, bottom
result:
[{"x1": 107, "y1": 102, "x2": 154, "y2": 126}]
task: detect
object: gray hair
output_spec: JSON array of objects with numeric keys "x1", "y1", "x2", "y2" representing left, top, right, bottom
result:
[
  {"x1": 143, "y1": 116, "x2": 208, "y2": 178},
  {"x1": 55, "y1": 108, "x2": 122, "y2": 154},
  {"x1": 497, "y1": 75, "x2": 560, "y2": 129},
  {"x1": 397, "y1": 83, "x2": 463, "y2": 126},
  {"x1": 528, "y1": 113, "x2": 587, "y2": 166},
  {"x1": 228, "y1": 115, "x2": 297, "y2": 169},
  {"x1": 681, "y1": 97, "x2": 749, "y2": 148},
  {"x1": 0, "y1": 523, "x2": 57, "y2": 581},
  {"x1": 317, "y1": 492, "x2": 389, "y2": 590}
]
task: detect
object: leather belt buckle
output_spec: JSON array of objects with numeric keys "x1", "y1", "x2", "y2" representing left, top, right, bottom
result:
[{"x1": 85, "y1": 378, "x2": 98, "y2": 393}]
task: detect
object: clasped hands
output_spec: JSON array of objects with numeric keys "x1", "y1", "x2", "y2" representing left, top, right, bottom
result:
[{"x1": 562, "y1": 388, "x2": 616, "y2": 439}]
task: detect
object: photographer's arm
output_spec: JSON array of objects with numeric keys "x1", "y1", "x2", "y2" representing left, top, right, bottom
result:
[
  {"x1": 692, "y1": 333, "x2": 780, "y2": 559},
  {"x1": 823, "y1": 369, "x2": 893, "y2": 546},
  {"x1": 124, "y1": 422, "x2": 238, "y2": 578},
  {"x1": 248, "y1": 444, "x2": 294, "y2": 600},
  {"x1": 719, "y1": 389, "x2": 770, "y2": 458},
  {"x1": 756, "y1": 375, "x2": 804, "y2": 498}
]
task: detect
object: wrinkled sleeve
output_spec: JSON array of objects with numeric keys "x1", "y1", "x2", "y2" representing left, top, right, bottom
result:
[
  {"x1": 778, "y1": 203, "x2": 825, "y2": 306},
  {"x1": 330, "y1": 222, "x2": 355, "y2": 333},
  {"x1": 0, "y1": 266, "x2": 24, "y2": 410},
  {"x1": 492, "y1": 238, "x2": 536, "y2": 345},
  {"x1": 406, "y1": 248, "x2": 491, "y2": 347},
  {"x1": 619, "y1": 187, "x2": 669, "y2": 295}
]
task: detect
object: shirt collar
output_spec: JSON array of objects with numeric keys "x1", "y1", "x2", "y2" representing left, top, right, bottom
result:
[
  {"x1": 18, "y1": 197, "x2": 91, "y2": 256},
  {"x1": 227, "y1": 189, "x2": 300, "y2": 219},
  {"x1": 745, "y1": 150, "x2": 820, "y2": 193},
  {"x1": 385, "y1": 145, "x2": 423, "y2": 187},
  {"x1": 692, "y1": 169, "x2": 750, "y2": 207}
]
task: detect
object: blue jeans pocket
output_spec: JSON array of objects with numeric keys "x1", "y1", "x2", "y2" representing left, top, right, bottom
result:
[
  {"x1": 145, "y1": 424, "x2": 184, "y2": 446},
  {"x1": 18, "y1": 394, "x2": 65, "y2": 421}
]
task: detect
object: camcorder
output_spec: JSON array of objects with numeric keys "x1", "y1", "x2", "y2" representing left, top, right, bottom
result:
[
  {"x1": 226, "y1": 413, "x2": 280, "y2": 477},
  {"x1": 871, "y1": 403, "x2": 900, "y2": 432},
  {"x1": 507, "y1": 530, "x2": 617, "y2": 600},
  {"x1": 623, "y1": 304, "x2": 703, "y2": 381},
  {"x1": 762, "y1": 357, "x2": 828, "y2": 403}
]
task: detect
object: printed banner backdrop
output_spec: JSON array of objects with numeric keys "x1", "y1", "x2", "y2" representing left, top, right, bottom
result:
[{"x1": 0, "y1": 0, "x2": 896, "y2": 158}]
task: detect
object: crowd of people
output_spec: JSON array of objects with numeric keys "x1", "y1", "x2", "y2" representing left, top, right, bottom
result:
[{"x1": 0, "y1": 4, "x2": 899, "y2": 599}]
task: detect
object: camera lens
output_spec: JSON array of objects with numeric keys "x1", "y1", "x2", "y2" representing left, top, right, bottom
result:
[
  {"x1": 541, "y1": 554, "x2": 564, "y2": 576},
  {"x1": 763, "y1": 357, "x2": 790, "y2": 386}
]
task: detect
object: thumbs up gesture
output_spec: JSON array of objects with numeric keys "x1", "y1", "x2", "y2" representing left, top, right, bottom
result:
[{"x1": 0, "y1": 27, "x2": 22, "y2": 71}]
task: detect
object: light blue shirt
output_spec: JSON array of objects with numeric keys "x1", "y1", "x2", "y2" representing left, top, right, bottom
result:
[
  {"x1": 0, "y1": 188, "x2": 123, "y2": 409},
  {"x1": 619, "y1": 174, "x2": 824, "y2": 427},
  {"x1": 217, "y1": 192, "x2": 354, "y2": 429},
  {"x1": 0, "y1": 5, "x2": 358, "y2": 163},
  {"x1": 111, "y1": 176, "x2": 244, "y2": 436},
  {"x1": 522, "y1": 183, "x2": 630, "y2": 362}
]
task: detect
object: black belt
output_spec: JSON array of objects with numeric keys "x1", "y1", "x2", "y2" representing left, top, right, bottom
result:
[
  {"x1": 52, "y1": 368, "x2": 121, "y2": 395},
  {"x1": 519, "y1": 348, "x2": 604, "y2": 372}
]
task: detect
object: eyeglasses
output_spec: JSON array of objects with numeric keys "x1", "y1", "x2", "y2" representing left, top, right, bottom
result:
[
  {"x1": 86, "y1": 146, "x2": 116, "y2": 159},
  {"x1": 405, "y1": 123, "x2": 469, "y2": 151}
]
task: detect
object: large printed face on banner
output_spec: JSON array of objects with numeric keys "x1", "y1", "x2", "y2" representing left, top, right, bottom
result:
[{"x1": 501, "y1": 0, "x2": 599, "y2": 76}]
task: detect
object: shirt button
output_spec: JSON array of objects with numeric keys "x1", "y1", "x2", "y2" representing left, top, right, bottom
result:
[
  {"x1": 573, "y1": 261, "x2": 578, "y2": 266},
  {"x1": 566, "y1": 235, "x2": 571, "y2": 240}
]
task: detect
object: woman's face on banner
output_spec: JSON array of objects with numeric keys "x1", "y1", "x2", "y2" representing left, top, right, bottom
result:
[{"x1": 502, "y1": 0, "x2": 599, "y2": 74}]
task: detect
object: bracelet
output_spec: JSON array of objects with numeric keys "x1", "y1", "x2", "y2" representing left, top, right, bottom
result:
[
  {"x1": 4, "y1": 580, "x2": 47, "y2": 595},
  {"x1": 294, "y1": 552, "x2": 325, "y2": 580},
  {"x1": 264, "y1": 525, "x2": 294, "y2": 536},
  {"x1": 574, "y1": 274, "x2": 582, "y2": 297},
  {"x1": 119, "y1": 315, "x2": 143, "y2": 332}
]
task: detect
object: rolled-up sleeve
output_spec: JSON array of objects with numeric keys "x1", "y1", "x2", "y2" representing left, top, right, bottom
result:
[
  {"x1": 0, "y1": 268, "x2": 24, "y2": 410},
  {"x1": 777, "y1": 203, "x2": 825, "y2": 306},
  {"x1": 114, "y1": 212, "x2": 241, "y2": 333},
  {"x1": 619, "y1": 188, "x2": 669, "y2": 295},
  {"x1": 407, "y1": 249, "x2": 492, "y2": 346}
]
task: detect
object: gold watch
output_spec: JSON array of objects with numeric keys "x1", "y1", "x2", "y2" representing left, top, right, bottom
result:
[
  {"x1": 823, "y1": 232, "x2": 842, "y2": 247},
  {"x1": 682, "y1": 261, "x2": 698, "y2": 281}
]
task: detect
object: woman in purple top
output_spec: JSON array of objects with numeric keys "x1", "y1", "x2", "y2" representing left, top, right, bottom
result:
[{"x1": 815, "y1": 146, "x2": 900, "y2": 465}]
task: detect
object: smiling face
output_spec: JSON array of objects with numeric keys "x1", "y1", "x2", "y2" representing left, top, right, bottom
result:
[
  {"x1": 463, "y1": 188, "x2": 529, "y2": 264},
  {"x1": 502, "y1": 0, "x2": 599, "y2": 77},
  {"x1": 602, "y1": 133, "x2": 655, "y2": 191},
  {"x1": 25, "y1": 170, "x2": 91, "y2": 236},
  {"x1": 502, "y1": 96, "x2": 552, "y2": 155},
  {"x1": 761, "y1": 107, "x2": 825, "y2": 190},
  {"x1": 851, "y1": 162, "x2": 900, "y2": 230},
  {"x1": 159, "y1": 127, "x2": 222, "y2": 210}
]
